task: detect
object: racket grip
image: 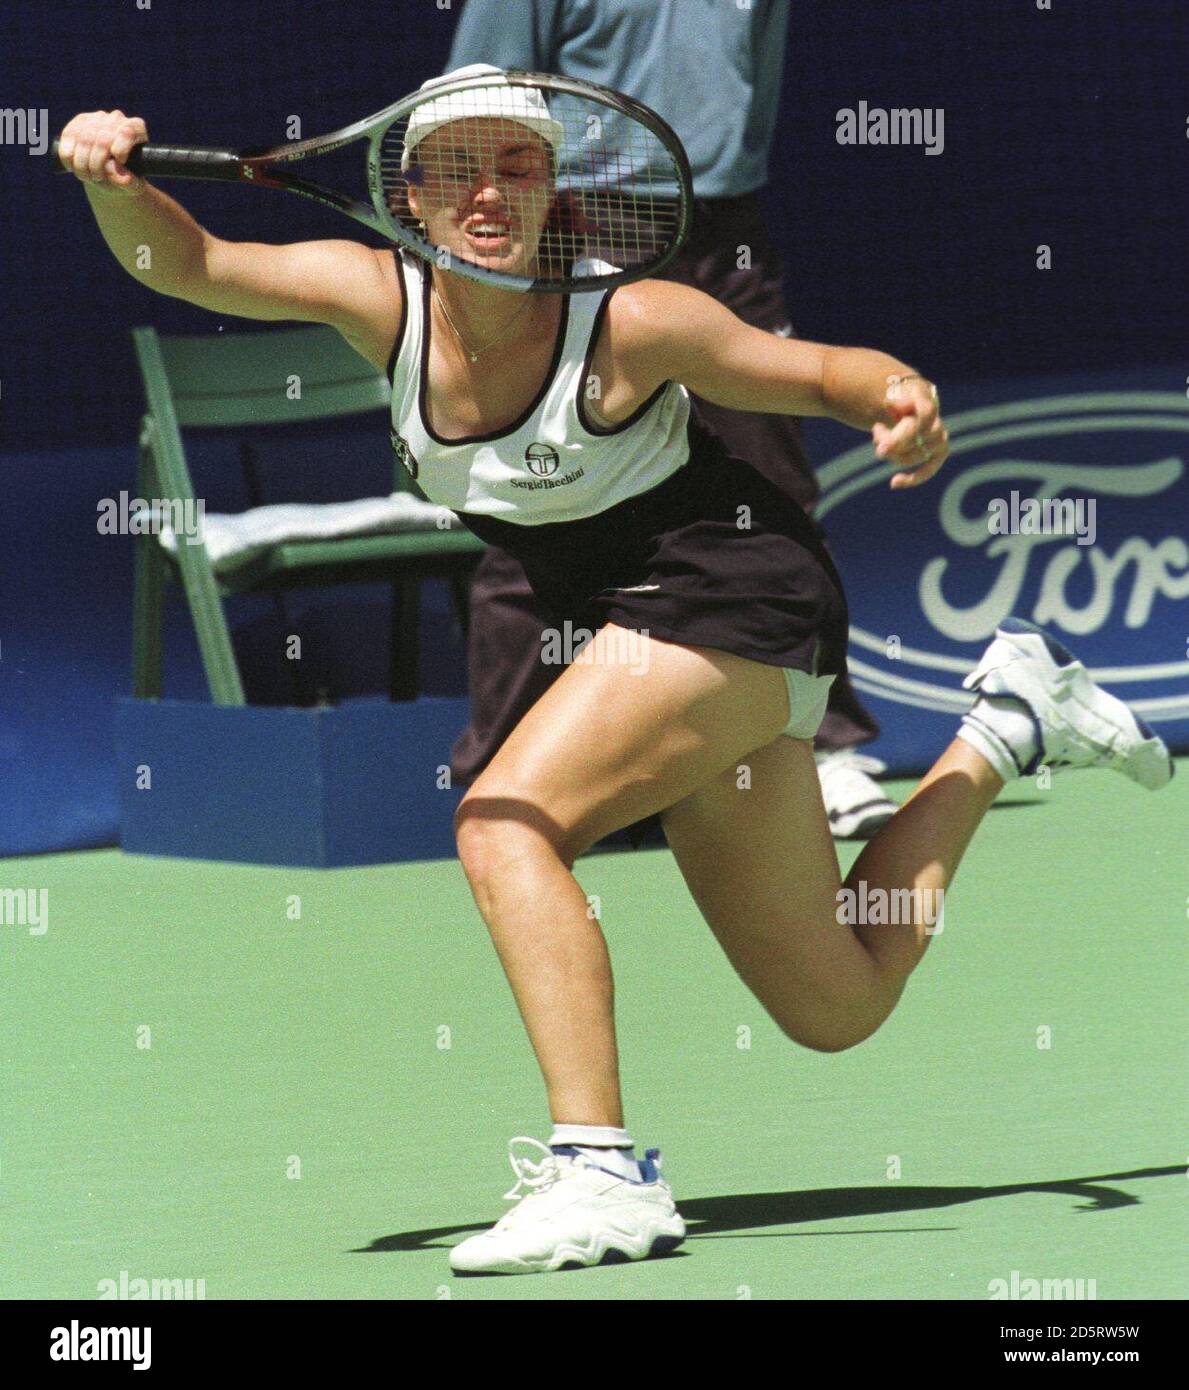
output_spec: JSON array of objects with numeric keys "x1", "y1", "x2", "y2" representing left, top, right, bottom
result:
[{"x1": 51, "y1": 140, "x2": 245, "y2": 180}]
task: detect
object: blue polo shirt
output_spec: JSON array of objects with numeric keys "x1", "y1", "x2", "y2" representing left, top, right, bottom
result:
[{"x1": 447, "y1": 0, "x2": 790, "y2": 197}]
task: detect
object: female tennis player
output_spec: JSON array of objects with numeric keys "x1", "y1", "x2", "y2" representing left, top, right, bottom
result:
[{"x1": 58, "y1": 75, "x2": 1171, "y2": 1277}]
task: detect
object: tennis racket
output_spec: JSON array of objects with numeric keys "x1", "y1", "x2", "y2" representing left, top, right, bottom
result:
[{"x1": 51, "y1": 67, "x2": 694, "y2": 294}]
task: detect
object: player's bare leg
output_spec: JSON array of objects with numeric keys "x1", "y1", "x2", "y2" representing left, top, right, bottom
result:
[
  {"x1": 450, "y1": 623, "x2": 794, "y2": 1273},
  {"x1": 662, "y1": 735, "x2": 1002, "y2": 1052},
  {"x1": 448, "y1": 617, "x2": 1171, "y2": 1273},
  {"x1": 664, "y1": 618, "x2": 1172, "y2": 1052},
  {"x1": 454, "y1": 624, "x2": 794, "y2": 1127}
]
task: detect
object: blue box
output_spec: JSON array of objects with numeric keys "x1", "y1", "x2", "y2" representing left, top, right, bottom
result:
[{"x1": 114, "y1": 697, "x2": 468, "y2": 866}]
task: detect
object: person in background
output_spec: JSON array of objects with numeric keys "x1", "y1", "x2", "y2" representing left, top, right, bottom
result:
[{"x1": 446, "y1": 0, "x2": 898, "y2": 841}]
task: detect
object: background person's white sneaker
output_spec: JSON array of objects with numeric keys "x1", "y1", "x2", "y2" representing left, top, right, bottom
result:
[
  {"x1": 815, "y1": 748, "x2": 899, "y2": 839},
  {"x1": 449, "y1": 1138, "x2": 686, "y2": 1276}
]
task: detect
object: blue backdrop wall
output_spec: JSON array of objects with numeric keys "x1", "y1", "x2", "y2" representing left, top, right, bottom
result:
[{"x1": 2, "y1": 0, "x2": 1186, "y2": 857}]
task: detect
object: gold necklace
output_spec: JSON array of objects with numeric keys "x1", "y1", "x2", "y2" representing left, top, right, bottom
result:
[{"x1": 432, "y1": 287, "x2": 532, "y2": 363}]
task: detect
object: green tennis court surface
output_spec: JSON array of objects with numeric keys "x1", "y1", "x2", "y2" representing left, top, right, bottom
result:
[{"x1": 4, "y1": 763, "x2": 1185, "y2": 1301}]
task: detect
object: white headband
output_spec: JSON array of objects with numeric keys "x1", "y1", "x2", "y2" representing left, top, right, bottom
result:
[{"x1": 401, "y1": 64, "x2": 564, "y2": 173}]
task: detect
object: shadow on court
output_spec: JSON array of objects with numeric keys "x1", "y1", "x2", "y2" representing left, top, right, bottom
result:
[{"x1": 355, "y1": 1164, "x2": 1180, "y2": 1253}]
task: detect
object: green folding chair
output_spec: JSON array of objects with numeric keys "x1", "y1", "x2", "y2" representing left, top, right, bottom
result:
[{"x1": 131, "y1": 323, "x2": 485, "y2": 705}]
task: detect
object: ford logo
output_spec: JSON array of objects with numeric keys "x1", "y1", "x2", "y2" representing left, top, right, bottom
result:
[{"x1": 815, "y1": 391, "x2": 1189, "y2": 726}]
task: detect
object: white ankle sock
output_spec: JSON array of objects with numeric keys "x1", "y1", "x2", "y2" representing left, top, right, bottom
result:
[
  {"x1": 550, "y1": 1124, "x2": 640, "y2": 1182},
  {"x1": 957, "y1": 696, "x2": 1040, "y2": 781}
]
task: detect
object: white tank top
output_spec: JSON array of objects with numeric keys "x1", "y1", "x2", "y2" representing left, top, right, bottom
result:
[{"x1": 388, "y1": 252, "x2": 692, "y2": 525}]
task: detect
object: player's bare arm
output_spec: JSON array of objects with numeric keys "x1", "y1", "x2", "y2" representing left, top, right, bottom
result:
[
  {"x1": 57, "y1": 110, "x2": 400, "y2": 367},
  {"x1": 608, "y1": 278, "x2": 950, "y2": 489}
]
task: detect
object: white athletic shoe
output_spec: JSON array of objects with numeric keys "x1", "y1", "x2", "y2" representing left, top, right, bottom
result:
[
  {"x1": 963, "y1": 617, "x2": 1174, "y2": 789},
  {"x1": 816, "y1": 748, "x2": 899, "y2": 839},
  {"x1": 449, "y1": 1138, "x2": 686, "y2": 1276}
]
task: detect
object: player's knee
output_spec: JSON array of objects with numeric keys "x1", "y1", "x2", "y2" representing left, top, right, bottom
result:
[
  {"x1": 774, "y1": 1004, "x2": 886, "y2": 1054},
  {"x1": 455, "y1": 810, "x2": 517, "y2": 918},
  {"x1": 454, "y1": 785, "x2": 570, "y2": 889},
  {"x1": 794, "y1": 1026, "x2": 873, "y2": 1054},
  {"x1": 454, "y1": 796, "x2": 511, "y2": 880}
]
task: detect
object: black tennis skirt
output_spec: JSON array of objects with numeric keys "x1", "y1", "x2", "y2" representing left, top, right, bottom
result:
[{"x1": 455, "y1": 413, "x2": 851, "y2": 683}]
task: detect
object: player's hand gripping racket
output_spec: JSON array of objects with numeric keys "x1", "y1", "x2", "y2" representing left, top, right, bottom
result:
[{"x1": 52, "y1": 66, "x2": 693, "y2": 293}]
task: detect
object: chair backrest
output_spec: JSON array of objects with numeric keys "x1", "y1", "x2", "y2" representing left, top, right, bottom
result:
[
  {"x1": 132, "y1": 322, "x2": 426, "y2": 497},
  {"x1": 133, "y1": 323, "x2": 392, "y2": 428}
]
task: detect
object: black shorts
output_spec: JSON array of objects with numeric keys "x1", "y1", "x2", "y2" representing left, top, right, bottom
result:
[{"x1": 456, "y1": 415, "x2": 851, "y2": 697}]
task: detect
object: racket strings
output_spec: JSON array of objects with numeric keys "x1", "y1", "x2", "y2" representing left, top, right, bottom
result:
[{"x1": 375, "y1": 84, "x2": 683, "y2": 285}]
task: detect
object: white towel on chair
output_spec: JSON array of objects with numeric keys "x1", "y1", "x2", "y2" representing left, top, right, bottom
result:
[{"x1": 154, "y1": 493, "x2": 464, "y2": 573}]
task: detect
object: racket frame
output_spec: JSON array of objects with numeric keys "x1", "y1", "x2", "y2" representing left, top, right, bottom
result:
[{"x1": 55, "y1": 70, "x2": 693, "y2": 293}]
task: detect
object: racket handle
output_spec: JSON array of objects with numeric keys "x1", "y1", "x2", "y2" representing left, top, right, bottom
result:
[{"x1": 51, "y1": 140, "x2": 245, "y2": 180}]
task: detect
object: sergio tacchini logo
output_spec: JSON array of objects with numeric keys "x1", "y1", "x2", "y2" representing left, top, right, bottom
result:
[
  {"x1": 525, "y1": 442, "x2": 560, "y2": 477},
  {"x1": 511, "y1": 441, "x2": 584, "y2": 493}
]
